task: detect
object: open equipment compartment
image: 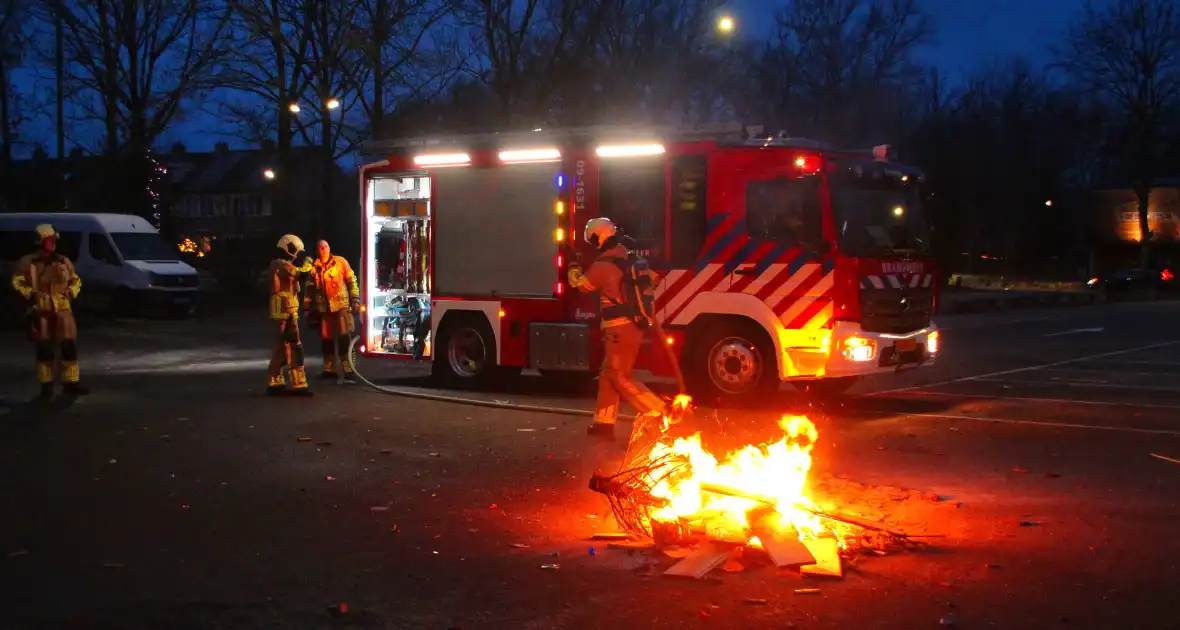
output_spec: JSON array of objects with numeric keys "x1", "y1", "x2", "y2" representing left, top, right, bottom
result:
[{"x1": 365, "y1": 173, "x2": 432, "y2": 357}]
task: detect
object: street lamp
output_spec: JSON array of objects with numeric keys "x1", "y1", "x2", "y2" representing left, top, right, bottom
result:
[
  {"x1": 1045, "y1": 200, "x2": 1053, "y2": 207},
  {"x1": 717, "y1": 15, "x2": 735, "y2": 33},
  {"x1": 288, "y1": 103, "x2": 300, "y2": 114},
  {"x1": 263, "y1": 168, "x2": 275, "y2": 180},
  {"x1": 325, "y1": 98, "x2": 340, "y2": 110}
]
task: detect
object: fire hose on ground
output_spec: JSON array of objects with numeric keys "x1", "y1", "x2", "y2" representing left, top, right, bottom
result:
[{"x1": 343, "y1": 319, "x2": 686, "y2": 418}]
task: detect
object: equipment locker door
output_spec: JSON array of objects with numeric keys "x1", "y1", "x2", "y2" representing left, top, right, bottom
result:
[{"x1": 730, "y1": 154, "x2": 832, "y2": 332}]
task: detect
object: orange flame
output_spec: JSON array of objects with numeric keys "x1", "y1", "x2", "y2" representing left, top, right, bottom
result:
[{"x1": 637, "y1": 398, "x2": 833, "y2": 543}]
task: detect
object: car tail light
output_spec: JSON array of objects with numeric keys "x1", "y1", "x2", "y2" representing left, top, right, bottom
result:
[{"x1": 1162, "y1": 269, "x2": 1174, "y2": 281}]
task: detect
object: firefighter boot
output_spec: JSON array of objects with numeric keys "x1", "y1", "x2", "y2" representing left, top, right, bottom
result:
[
  {"x1": 586, "y1": 422, "x2": 616, "y2": 442},
  {"x1": 289, "y1": 366, "x2": 314, "y2": 397},
  {"x1": 38, "y1": 382, "x2": 54, "y2": 402},
  {"x1": 60, "y1": 353, "x2": 88, "y2": 396},
  {"x1": 267, "y1": 373, "x2": 287, "y2": 396},
  {"x1": 319, "y1": 338, "x2": 337, "y2": 380},
  {"x1": 337, "y1": 334, "x2": 356, "y2": 383}
]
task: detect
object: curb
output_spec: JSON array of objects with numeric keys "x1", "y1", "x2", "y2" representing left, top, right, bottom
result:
[{"x1": 940, "y1": 291, "x2": 1106, "y2": 315}]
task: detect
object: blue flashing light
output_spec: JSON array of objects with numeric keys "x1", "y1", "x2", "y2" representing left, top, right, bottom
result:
[{"x1": 556, "y1": 174, "x2": 565, "y2": 188}]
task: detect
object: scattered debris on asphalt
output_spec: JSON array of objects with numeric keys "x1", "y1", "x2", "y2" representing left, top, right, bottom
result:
[
  {"x1": 540, "y1": 564, "x2": 560, "y2": 570},
  {"x1": 297, "y1": 436, "x2": 312, "y2": 442},
  {"x1": 794, "y1": 588, "x2": 821, "y2": 595}
]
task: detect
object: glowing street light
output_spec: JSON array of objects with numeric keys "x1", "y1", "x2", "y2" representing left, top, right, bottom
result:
[
  {"x1": 263, "y1": 168, "x2": 276, "y2": 180},
  {"x1": 717, "y1": 15, "x2": 735, "y2": 33},
  {"x1": 288, "y1": 103, "x2": 301, "y2": 114},
  {"x1": 1045, "y1": 199, "x2": 1053, "y2": 207},
  {"x1": 325, "y1": 98, "x2": 340, "y2": 110}
]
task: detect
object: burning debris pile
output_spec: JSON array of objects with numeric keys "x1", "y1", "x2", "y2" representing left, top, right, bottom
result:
[{"x1": 588, "y1": 399, "x2": 926, "y2": 580}]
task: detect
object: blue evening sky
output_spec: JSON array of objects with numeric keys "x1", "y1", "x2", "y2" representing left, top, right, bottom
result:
[{"x1": 17, "y1": 0, "x2": 1082, "y2": 157}]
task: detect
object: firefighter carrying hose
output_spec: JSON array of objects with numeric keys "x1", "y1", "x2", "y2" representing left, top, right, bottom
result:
[
  {"x1": 305, "y1": 240, "x2": 360, "y2": 381},
  {"x1": 567, "y1": 217, "x2": 667, "y2": 443},
  {"x1": 267, "y1": 234, "x2": 315, "y2": 396},
  {"x1": 11, "y1": 224, "x2": 88, "y2": 400}
]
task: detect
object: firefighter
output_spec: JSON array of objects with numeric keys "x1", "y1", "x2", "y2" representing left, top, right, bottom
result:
[
  {"x1": 305, "y1": 240, "x2": 360, "y2": 380},
  {"x1": 267, "y1": 234, "x2": 316, "y2": 396},
  {"x1": 567, "y1": 217, "x2": 667, "y2": 442},
  {"x1": 10, "y1": 224, "x2": 88, "y2": 400}
]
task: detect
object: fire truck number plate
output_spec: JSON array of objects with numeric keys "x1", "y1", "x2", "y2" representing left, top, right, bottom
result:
[{"x1": 894, "y1": 338, "x2": 918, "y2": 353}]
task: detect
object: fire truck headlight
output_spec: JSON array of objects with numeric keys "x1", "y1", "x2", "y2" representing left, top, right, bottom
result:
[
  {"x1": 842, "y1": 336, "x2": 876, "y2": 362},
  {"x1": 926, "y1": 331, "x2": 939, "y2": 354}
]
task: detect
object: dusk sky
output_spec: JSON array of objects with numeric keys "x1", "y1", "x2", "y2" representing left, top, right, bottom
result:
[{"x1": 18, "y1": 0, "x2": 1081, "y2": 157}]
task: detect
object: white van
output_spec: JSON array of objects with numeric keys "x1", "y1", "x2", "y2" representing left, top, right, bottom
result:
[{"x1": 0, "y1": 213, "x2": 201, "y2": 317}]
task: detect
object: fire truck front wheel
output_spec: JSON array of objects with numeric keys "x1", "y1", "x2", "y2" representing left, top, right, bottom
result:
[
  {"x1": 432, "y1": 314, "x2": 510, "y2": 388},
  {"x1": 685, "y1": 318, "x2": 779, "y2": 405}
]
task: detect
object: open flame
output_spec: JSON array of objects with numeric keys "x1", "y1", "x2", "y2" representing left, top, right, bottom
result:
[{"x1": 632, "y1": 397, "x2": 836, "y2": 545}]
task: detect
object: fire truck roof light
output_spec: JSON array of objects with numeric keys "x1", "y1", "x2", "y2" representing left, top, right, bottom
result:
[
  {"x1": 595, "y1": 143, "x2": 665, "y2": 158},
  {"x1": 499, "y1": 147, "x2": 561, "y2": 163},
  {"x1": 414, "y1": 152, "x2": 471, "y2": 166}
]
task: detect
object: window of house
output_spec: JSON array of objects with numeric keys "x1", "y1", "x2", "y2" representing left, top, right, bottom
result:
[
  {"x1": 252, "y1": 196, "x2": 267, "y2": 217},
  {"x1": 185, "y1": 197, "x2": 200, "y2": 217},
  {"x1": 213, "y1": 196, "x2": 228, "y2": 217},
  {"x1": 200, "y1": 196, "x2": 213, "y2": 217},
  {"x1": 745, "y1": 175, "x2": 823, "y2": 249},
  {"x1": 88, "y1": 233, "x2": 120, "y2": 265},
  {"x1": 232, "y1": 196, "x2": 245, "y2": 217}
]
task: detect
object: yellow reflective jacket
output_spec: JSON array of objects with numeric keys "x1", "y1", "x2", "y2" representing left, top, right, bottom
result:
[
  {"x1": 305, "y1": 255, "x2": 359, "y2": 313},
  {"x1": 12, "y1": 252, "x2": 82, "y2": 313},
  {"x1": 269, "y1": 256, "x2": 313, "y2": 320}
]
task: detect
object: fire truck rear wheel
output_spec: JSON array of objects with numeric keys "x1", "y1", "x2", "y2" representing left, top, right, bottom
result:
[
  {"x1": 686, "y1": 319, "x2": 778, "y2": 405},
  {"x1": 433, "y1": 314, "x2": 502, "y2": 388}
]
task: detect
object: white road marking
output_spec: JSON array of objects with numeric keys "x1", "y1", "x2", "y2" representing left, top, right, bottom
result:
[
  {"x1": 1083, "y1": 359, "x2": 1180, "y2": 367},
  {"x1": 885, "y1": 389, "x2": 1180, "y2": 411},
  {"x1": 1042, "y1": 366, "x2": 1166, "y2": 377},
  {"x1": 889, "y1": 411, "x2": 1180, "y2": 436},
  {"x1": 1041, "y1": 327, "x2": 1104, "y2": 337},
  {"x1": 975, "y1": 377, "x2": 1180, "y2": 393},
  {"x1": 867, "y1": 339, "x2": 1180, "y2": 397}
]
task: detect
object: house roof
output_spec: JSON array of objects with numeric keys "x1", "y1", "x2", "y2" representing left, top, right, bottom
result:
[{"x1": 163, "y1": 146, "x2": 330, "y2": 194}]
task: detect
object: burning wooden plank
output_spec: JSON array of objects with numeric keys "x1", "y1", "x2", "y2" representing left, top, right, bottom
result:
[
  {"x1": 663, "y1": 541, "x2": 740, "y2": 579},
  {"x1": 800, "y1": 538, "x2": 843, "y2": 578},
  {"x1": 747, "y1": 507, "x2": 816, "y2": 568}
]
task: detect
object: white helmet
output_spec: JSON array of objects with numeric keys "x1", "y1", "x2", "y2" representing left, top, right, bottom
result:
[
  {"x1": 277, "y1": 234, "x2": 305, "y2": 256},
  {"x1": 584, "y1": 217, "x2": 618, "y2": 250},
  {"x1": 34, "y1": 224, "x2": 57, "y2": 243}
]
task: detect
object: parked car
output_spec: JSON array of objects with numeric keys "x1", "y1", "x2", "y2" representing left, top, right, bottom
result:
[{"x1": 1086, "y1": 266, "x2": 1178, "y2": 293}]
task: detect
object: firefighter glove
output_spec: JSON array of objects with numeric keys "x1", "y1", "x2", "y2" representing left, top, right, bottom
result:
[{"x1": 349, "y1": 298, "x2": 361, "y2": 311}]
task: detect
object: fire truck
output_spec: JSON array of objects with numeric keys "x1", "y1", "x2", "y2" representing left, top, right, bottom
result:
[{"x1": 357, "y1": 123, "x2": 940, "y2": 402}]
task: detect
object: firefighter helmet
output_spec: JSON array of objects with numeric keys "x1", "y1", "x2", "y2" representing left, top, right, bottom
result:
[
  {"x1": 584, "y1": 217, "x2": 618, "y2": 250},
  {"x1": 34, "y1": 224, "x2": 57, "y2": 243},
  {"x1": 277, "y1": 234, "x2": 306, "y2": 256}
]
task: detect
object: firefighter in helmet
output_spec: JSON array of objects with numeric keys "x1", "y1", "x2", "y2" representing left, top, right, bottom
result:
[
  {"x1": 305, "y1": 240, "x2": 360, "y2": 380},
  {"x1": 267, "y1": 234, "x2": 316, "y2": 396},
  {"x1": 567, "y1": 217, "x2": 667, "y2": 442},
  {"x1": 11, "y1": 224, "x2": 88, "y2": 400}
]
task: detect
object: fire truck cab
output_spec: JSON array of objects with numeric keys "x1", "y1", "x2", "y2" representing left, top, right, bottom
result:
[{"x1": 358, "y1": 123, "x2": 939, "y2": 402}]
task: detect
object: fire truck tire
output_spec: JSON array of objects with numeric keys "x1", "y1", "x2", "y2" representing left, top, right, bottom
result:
[
  {"x1": 431, "y1": 313, "x2": 505, "y2": 388},
  {"x1": 792, "y1": 376, "x2": 860, "y2": 399},
  {"x1": 684, "y1": 318, "x2": 778, "y2": 405}
]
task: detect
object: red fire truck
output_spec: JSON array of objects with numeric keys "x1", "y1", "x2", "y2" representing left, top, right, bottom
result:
[{"x1": 357, "y1": 123, "x2": 940, "y2": 402}]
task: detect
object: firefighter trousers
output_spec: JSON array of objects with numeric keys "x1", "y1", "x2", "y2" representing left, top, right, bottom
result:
[
  {"x1": 595, "y1": 322, "x2": 666, "y2": 425},
  {"x1": 267, "y1": 317, "x2": 309, "y2": 391},
  {"x1": 317, "y1": 308, "x2": 355, "y2": 375},
  {"x1": 30, "y1": 310, "x2": 80, "y2": 385}
]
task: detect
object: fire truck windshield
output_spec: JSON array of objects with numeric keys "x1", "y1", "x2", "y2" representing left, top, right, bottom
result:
[{"x1": 828, "y1": 164, "x2": 930, "y2": 258}]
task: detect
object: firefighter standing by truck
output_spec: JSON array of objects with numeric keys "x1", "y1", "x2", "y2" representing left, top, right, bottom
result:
[
  {"x1": 10, "y1": 224, "x2": 88, "y2": 400},
  {"x1": 267, "y1": 234, "x2": 316, "y2": 396},
  {"x1": 567, "y1": 217, "x2": 667, "y2": 443},
  {"x1": 305, "y1": 240, "x2": 360, "y2": 380}
]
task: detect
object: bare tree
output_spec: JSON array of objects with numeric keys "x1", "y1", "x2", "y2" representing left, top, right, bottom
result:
[
  {"x1": 1056, "y1": 0, "x2": 1180, "y2": 270},
  {"x1": 0, "y1": 0, "x2": 29, "y2": 170},
  {"x1": 47, "y1": 0, "x2": 231, "y2": 156},
  {"x1": 345, "y1": 0, "x2": 457, "y2": 141},
  {"x1": 761, "y1": 0, "x2": 933, "y2": 144}
]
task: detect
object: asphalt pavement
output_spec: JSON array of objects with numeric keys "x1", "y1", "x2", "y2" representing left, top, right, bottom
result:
[{"x1": 1, "y1": 301, "x2": 1179, "y2": 629}]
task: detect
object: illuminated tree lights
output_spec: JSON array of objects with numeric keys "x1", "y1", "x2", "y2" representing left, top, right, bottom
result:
[{"x1": 144, "y1": 150, "x2": 168, "y2": 230}]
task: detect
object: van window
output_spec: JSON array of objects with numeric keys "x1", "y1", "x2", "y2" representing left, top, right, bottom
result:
[
  {"x1": 56, "y1": 232, "x2": 82, "y2": 260},
  {"x1": 745, "y1": 175, "x2": 823, "y2": 249},
  {"x1": 110, "y1": 232, "x2": 179, "y2": 261},
  {"x1": 89, "y1": 233, "x2": 121, "y2": 265}
]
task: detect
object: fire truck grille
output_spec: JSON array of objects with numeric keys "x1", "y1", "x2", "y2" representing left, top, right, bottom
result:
[{"x1": 859, "y1": 288, "x2": 933, "y2": 334}]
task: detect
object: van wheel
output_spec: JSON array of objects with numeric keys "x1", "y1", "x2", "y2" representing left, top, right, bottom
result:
[
  {"x1": 432, "y1": 314, "x2": 504, "y2": 389},
  {"x1": 684, "y1": 319, "x2": 779, "y2": 406}
]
